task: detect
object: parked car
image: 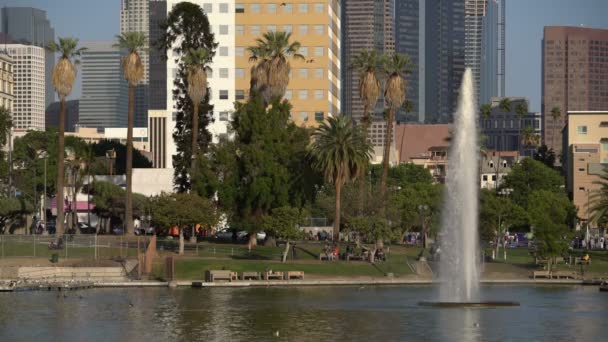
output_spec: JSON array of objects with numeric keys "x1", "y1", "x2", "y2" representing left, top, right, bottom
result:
[
  {"x1": 135, "y1": 226, "x2": 155, "y2": 235},
  {"x1": 214, "y1": 229, "x2": 251, "y2": 242}
]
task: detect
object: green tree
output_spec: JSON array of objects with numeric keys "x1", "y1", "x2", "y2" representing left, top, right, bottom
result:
[
  {"x1": 46, "y1": 37, "x2": 87, "y2": 234},
  {"x1": 349, "y1": 215, "x2": 393, "y2": 263},
  {"x1": 390, "y1": 182, "x2": 443, "y2": 244},
  {"x1": 528, "y1": 190, "x2": 575, "y2": 271},
  {"x1": 521, "y1": 125, "x2": 540, "y2": 150},
  {"x1": 150, "y1": 193, "x2": 218, "y2": 254},
  {"x1": 309, "y1": 115, "x2": 372, "y2": 242},
  {"x1": 0, "y1": 106, "x2": 13, "y2": 194},
  {"x1": 90, "y1": 139, "x2": 152, "y2": 174},
  {"x1": 590, "y1": 167, "x2": 608, "y2": 225},
  {"x1": 247, "y1": 31, "x2": 304, "y2": 103},
  {"x1": 159, "y1": 2, "x2": 217, "y2": 192},
  {"x1": 89, "y1": 181, "x2": 147, "y2": 234},
  {"x1": 0, "y1": 197, "x2": 33, "y2": 234},
  {"x1": 114, "y1": 31, "x2": 147, "y2": 235},
  {"x1": 262, "y1": 206, "x2": 309, "y2": 262},
  {"x1": 480, "y1": 103, "x2": 492, "y2": 119},
  {"x1": 182, "y1": 48, "x2": 211, "y2": 178},
  {"x1": 502, "y1": 158, "x2": 564, "y2": 208},
  {"x1": 533, "y1": 145, "x2": 556, "y2": 169},
  {"x1": 379, "y1": 53, "x2": 413, "y2": 204}
]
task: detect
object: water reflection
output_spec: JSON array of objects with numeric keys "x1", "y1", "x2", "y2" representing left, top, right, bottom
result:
[{"x1": 0, "y1": 285, "x2": 607, "y2": 341}]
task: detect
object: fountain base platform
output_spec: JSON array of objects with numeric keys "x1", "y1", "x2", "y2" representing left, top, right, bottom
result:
[{"x1": 418, "y1": 301, "x2": 520, "y2": 308}]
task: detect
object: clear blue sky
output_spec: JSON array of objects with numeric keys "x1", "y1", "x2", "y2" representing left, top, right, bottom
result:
[{"x1": 1, "y1": 0, "x2": 607, "y2": 110}]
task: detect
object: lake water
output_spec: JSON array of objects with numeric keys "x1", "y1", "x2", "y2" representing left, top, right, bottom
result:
[{"x1": 0, "y1": 285, "x2": 606, "y2": 341}]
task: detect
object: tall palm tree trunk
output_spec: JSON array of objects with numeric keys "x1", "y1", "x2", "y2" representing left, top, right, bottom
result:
[
  {"x1": 358, "y1": 104, "x2": 370, "y2": 215},
  {"x1": 56, "y1": 97, "x2": 66, "y2": 235},
  {"x1": 190, "y1": 102, "x2": 199, "y2": 174},
  {"x1": 334, "y1": 180, "x2": 342, "y2": 243},
  {"x1": 72, "y1": 169, "x2": 78, "y2": 234},
  {"x1": 125, "y1": 85, "x2": 134, "y2": 235},
  {"x1": 379, "y1": 108, "x2": 395, "y2": 205}
]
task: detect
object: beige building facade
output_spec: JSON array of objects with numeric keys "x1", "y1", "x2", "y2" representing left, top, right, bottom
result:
[
  {"x1": 0, "y1": 51, "x2": 14, "y2": 112},
  {"x1": 235, "y1": 0, "x2": 341, "y2": 126},
  {"x1": 565, "y1": 111, "x2": 608, "y2": 225}
]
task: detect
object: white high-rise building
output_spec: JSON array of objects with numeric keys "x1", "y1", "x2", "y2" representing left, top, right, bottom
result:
[
  {"x1": 5, "y1": 44, "x2": 45, "y2": 130},
  {"x1": 164, "y1": 0, "x2": 235, "y2": 167}
]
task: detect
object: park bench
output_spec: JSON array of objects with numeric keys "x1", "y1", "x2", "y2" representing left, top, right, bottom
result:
[
  {"x1": 319, "y1": 253, "x2": 336, "y2": 261},
  {"x1": 240, "y1": 271, "x2": 261, "y2": 280},
  {"x1": 346, "y1": 254, "x2": 365, "y2": 262},
  {"x1": 574, "y1": 257, "x2": 591, "y2": 265},
  {"x1": 532, "y1": 270, "x2": 551, "y2": 279},
  {"x1": 262, "y1": 271, "x2": 284, "y2": 280},
  {"x1": 205, "y1": 270, "x2": 237, "y2": 282},
  {"x1": 283, "y1": 271, "x2": 305, "y2": 280},
  {"x1": 552, "y1": 271, "x2": 578, "y2": 279}
]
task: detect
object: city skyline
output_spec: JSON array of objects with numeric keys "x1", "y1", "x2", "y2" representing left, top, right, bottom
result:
[{"x1": 0, "y1": 0, "x2": 607, "y2": 112}]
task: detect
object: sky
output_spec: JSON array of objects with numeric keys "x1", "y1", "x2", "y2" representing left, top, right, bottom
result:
[{"x1": 1, "y1": 0, "x2": 608, "y2": 111}]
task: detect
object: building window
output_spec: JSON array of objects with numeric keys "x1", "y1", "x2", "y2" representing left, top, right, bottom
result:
[
  {"x1": 314, "y1": 68, "x2": 323, "y2": 78},
  {"x1": 285, "y1": 90, "x2": 292, "y2": 99},
  {"x1": 577, "y1": 125, "x2": 588, "y2": 135},
  {"x1": 315, "y1": 111, "x2": 324, "y2": 122},
  {"x1": 251, "y1": 3, "x2": 260, "y2": 13},
  {"x1": 579, "y1": 168, "x2": 586, "y2": 172},
  {"x1": 203, "y1": 3, "x2": 213, "y2": 13},
  {"x1": 299, "y1": 112, "x2": 308, "y2": 122},
  {"x1": 299, "y1": 68, "x2": 308, "y2": 78},
  {"x1": 219, "y1": 25, "x2": 229, "y2": 35},
  {"x1": 314, "y1": 47, "x2": 324, "y2": 56},
  {"x1": 299, "y1": 25, "x2": 309, "y2": 35},
  {"x1": 219, "y1": 46, "x2": 229, "y2": 56},
  {"x1": 235, "y1": 90, "x2": 245, "y2": 100},
  {"x1": 219, "y1": 111, "x2": 230, "y2": 121},
  {"x1": 299, "y1": 3, "x2": 308, "y2": 13},
  {"x1": 220, "y1": 3, "x2": 229, "y2": 13},
  {"x1": 235, "y1": 68, "x2": 245, "y2": 78},
  {"x1": 482, "y1": 175, "x2": 488, "y2": 181},
  {"x1": 314, "y1": 3, "x2": 324, "y2": 12},
  {"x1": 491, "y1": 175, "x2": 497, "y2": 181},
  {"x1": 219, "y1": 68, "x2": 229, "y2": 78},
  {"x1": 299, "y1": 47, "x2": 308, "y2": 57},
  {"x1": 206, "y1": 69, "x2": 213, "y2": 78},
  {"x1": 283, "y1": 3, "x2": 293, "y2": 13},
  {"x1": 267, "y1": 3, "x2": 276, "y2": 13},
  {"x1": 267, "y1": 25, "x2": 277, "y2": 32},
  {"x1": 251, "y1": 25, "x2": 260, "y2": 35},
  {"x1": 299, "y1": 90, "x2": 308, "y2": 99},
  {"x1": 219, "y1": 90, "x2": 229, "y2": 99},
  {"x1": 283, "y1": 25, "x2": 292, "y2": 33},
  {"x1": 236, "y1": 25, "x2": 244, "y2": 35},
  {"x1": 314, "y1": 89, "x2": 324, "y2": 99},
  {"x1": 236, "y1": 3, "x2": 245, "y2": 13}
]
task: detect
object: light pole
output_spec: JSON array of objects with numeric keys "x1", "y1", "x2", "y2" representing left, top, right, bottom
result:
[{"x1": 36, "y1": 150, "x2": 49, "y2": 234}]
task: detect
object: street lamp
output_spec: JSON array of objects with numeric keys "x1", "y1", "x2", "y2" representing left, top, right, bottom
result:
[
  {"x1": 105, "y1": 149, "x2": 116, "y2": 176},
  {"x1": 36, "y1": 150, "x2": 48, "y2": 234}
]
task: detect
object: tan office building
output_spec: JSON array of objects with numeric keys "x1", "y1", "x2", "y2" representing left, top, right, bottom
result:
[
  {"x1": 565, "y1": 111, "x2": 608, "y2": 226},
  {"x1": 234, "y1": 0, "x2": 341, "y2": 127},
  {"x1": 0, "y1": 51, "x2": 14, "y2": 112}
]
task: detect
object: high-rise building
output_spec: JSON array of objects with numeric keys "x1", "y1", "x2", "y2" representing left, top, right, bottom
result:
[
  {"x1": 121, "y1": 0, "x2": 151, "y2": 127},
  {"x1": 5, "y1": 44, "x2": 45, "y2": 130},
  {"x1": 148, "y1": 109, "x2": 169, "y2": 168},
  {"x1": 149, "y1": 0, "x2": 167, "y2": 111},
  {"x1": 395, "y1": 0, "x2": 465, "y2": 124},
  {"x1": 342, "y1": 0, "x2": 393, "y2": 124},
  {"x1": 0, "y1": 51, "x2": 14, "y2": 112},
  {"x1": 79, "y1": 42, "x2": 128, "y2": 128},
  {"x1": 542, "y1": 26, "x2": 608, "y2": 158},
  {"x1": 45, "y1": 100, "x2": 79, "y2": 132},
  {"x1": 1, "y1": 7, "x2": 55, "y2": 108}
]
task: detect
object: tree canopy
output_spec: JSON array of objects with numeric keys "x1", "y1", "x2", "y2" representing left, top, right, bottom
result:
[{"x1": 502, "y1": 158, "x2": 564, "y2": 207}]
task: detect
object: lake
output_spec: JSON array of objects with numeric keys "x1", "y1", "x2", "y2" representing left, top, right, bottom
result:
[{"x1": 0, "y1": 285, "x2": 606, "y2": 341}]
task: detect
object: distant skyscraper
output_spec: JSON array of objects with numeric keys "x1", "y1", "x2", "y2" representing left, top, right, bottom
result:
[
  {"x1": 120, "y1": 0, "x2": 151, "y2": 127},
  {"x1": 542, "y1": 26, "x2": 608, "y2": 157},
  {"x1": 79, "y1": 42, "x2": 128, "y2": 128},
  {"x1": 148, "y1": 0, "x2": 167, "y2": 111},
  {"x1": 395, "y1": 0, "x2": 465, "y2": 123},
  {"x1": 342, "y1": 0, "x2": 394, "y2": 123},
  {"x1": 1, "y1": 7, "x2": 55, "y2": 108},
  {"x1": 5, "y1": 44, "x2": 46, "y2": 130},
  {"x1": 46, "y1": 100, "x2": 79, "y2": 132}
]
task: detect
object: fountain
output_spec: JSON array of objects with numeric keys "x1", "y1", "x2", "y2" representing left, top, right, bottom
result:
[{"x1": 420, "y1": 68, "x2": 518, "y2": 308}]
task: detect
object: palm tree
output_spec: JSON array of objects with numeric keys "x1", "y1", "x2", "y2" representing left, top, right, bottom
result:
[
  {"x1": 47, "y1": 37, "x2": 86, "y2": 235},
  {"x1": 247, "y1": 31, "x2": 304, "y2": 104},
  {"x1": 182, "y1": 48, "x2": 211, "y2": 177},
  {"x1": 521, "y1": 126, "x2": 539, "y2": 149},
  {"x1": 379, "y1": 53, "x2": 412, "y2": 202},
  {"x1": 480, "y1": 103, "x2": 492, "y2": 119},
  {"x1": 114, "y1": 32, "x2": 146, "y2": 235},
  {"x1": 351, "y1": 49, "x2": 381, "y2": 136},
  {"x1": 309, "y1": 116, "x2": 372, "y2": 242},
  {"x1": 550, "y1": 106, "x2": 562, "y2": 152},
  {"x1": 515, "y1": 102, "x2": 528, "y2": 154}
]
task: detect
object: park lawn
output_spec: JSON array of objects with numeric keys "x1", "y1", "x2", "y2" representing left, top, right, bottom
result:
[{"x1": 0, "y1": 239, "x2": 141, "y2": 260}]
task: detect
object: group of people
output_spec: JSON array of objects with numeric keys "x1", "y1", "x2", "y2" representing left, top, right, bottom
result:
[
  {"x1": 572, "y1": 236, "x2": 607, "y2": 250},
  {"x1": 403, "y1": 232, "x2": 422, "y2": 246}
]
